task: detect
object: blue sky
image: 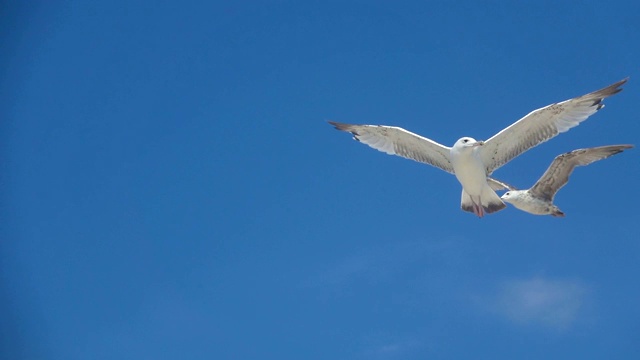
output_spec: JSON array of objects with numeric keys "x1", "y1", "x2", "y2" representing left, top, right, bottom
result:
[{"x1": 2, "y1": 1, "x2": 639, "y2": 359}]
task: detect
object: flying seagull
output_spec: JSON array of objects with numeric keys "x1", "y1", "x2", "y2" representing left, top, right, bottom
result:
[
  {"x1": 329, "y1": 78, "x2": 627, "y2": 217},
  {"x1": 498, "y1": 145, "x2": 633, "y2": 217}
]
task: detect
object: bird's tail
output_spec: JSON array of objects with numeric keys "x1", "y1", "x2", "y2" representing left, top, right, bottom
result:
[
  {"x1": 551, "y1": 206, "x2": 565, "y2": 217},
  {"x1": 461, "y1": 186, "x2": 506, "y2": 217}
]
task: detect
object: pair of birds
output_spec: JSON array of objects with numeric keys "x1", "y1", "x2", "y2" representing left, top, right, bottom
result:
[{"x1": 330, "y1": 78, "x2": 632, "y2": 217}]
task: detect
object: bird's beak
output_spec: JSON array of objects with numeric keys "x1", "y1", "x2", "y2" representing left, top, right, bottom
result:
[{"x1": 473, "y1": 140, "x2": 485, "y2": 147}]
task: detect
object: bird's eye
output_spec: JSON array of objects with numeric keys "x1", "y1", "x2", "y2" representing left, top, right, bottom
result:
[
  {"x1": 505, "y1": 192, "x2": 510, "y2": 196},
  {"x1": 463, "y1": 139, "x2": 468, "y2": 143}
]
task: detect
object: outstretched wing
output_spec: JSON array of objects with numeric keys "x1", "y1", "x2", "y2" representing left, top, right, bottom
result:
[
  {"x1": 328, "y1": 121, "x2": 454, "y2": 173},
  {"x1": 487, "y1": 177, "x2": 517, "y2": 191},
  {"x1": 530, "y1": 145, "x2": 633, "y2": 201},
  {"x1": 480, "y1": 78, "x2": 628, "y2": 174}
]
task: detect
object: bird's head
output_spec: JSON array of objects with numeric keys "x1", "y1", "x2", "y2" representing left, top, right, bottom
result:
[
  {"x1": 453, "y1": 137, "x2": 484, "y2": 151},
  {"x1": 500, "y1": 191, "x2": 520, "y2": 203}
]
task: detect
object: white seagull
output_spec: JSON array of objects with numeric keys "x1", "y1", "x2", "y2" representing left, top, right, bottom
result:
[
  {"x1": 329, "y1": 78, "x2": 627, "y2": 217},
  {"x1": 499, "y1": 145, "x2": 633, "y2": 217}
]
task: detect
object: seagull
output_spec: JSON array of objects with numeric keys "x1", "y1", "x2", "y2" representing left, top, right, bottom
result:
[
  {"x1": 498, "y1": 145, "x2": 633, "y2": 216},
  {"x1": 329, "y1": 78, "x2": 627, "y2": 217}
]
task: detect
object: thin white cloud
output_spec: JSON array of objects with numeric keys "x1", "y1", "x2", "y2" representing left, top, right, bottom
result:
[
  {"x1": 490, "y1": 277, "x2": 588, "y2": 330},
  {"x1": 315, "y1": 251, "x2": 379, "y2": 286},
  {"x1": 307, "y1": 236, "x2": 469, "y2": 289},
  {"x1": 358, "y1": 335, "x2": 428, "y2": 360},
  {"x1": 377, "y1": 344, "x2": 401, "y2": 353}
]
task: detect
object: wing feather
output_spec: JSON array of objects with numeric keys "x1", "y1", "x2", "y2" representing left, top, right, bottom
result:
[
  {"x1": 529, "y1": 145, "x2": 633, "y2": 200},
  {"x1": 487, "y1": 177, "x2": 517, "y2": 191},
  {"x1": 328, "y1": 121, "x2": 454, "y2": 173},
  {"x1": 480, "y1": 78, "x2": 628, "y2": 174}
]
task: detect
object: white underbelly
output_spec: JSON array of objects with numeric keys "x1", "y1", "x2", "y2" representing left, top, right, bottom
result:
[
  {"x1": 511, "y1": 195, "x2": 552, "y2": 215},
  {"x1": 452, "y1": 156, "x2": 487, "y2": 194}
]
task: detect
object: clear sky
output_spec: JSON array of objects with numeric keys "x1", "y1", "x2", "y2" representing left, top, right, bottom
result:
[{"x1": 2, "y1": 1, "x2": 639, "y2": 359}]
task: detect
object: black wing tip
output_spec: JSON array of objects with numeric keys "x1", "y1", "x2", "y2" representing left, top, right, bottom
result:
[
  {"x1": 580, "y1": 144, "x2": 634, "y2": 152},
  {"x1": 577, "y1": 78, "x2": 629, "y2": 108},
  {"x1": 586, "y1": 78, "x2": 628, "y2": 109},
  {"x1": 617, "y1": 76, "x2": 630, "y2": 85},
  {"x1": 606, "y1": 144, "x2": 634, "y2": 155},
  {"x1": 595, "y1": 77, "x2": 629, "y2": 97},
  {"x1": 327, "y1": 120, "x2": 360, "y2": 139},
  {"x1": 605, "y1": 145, "x2": 634, "y2": 158},
  {"x1": 327, "y1": 120, "x2": 342, "y2": 128},
  {"x1": 609, "y1": 77, "x2": 629, "y2": 90},
  {"x1": 558, "y1": 144, "x2": 634, "y2": 161},
  {"x1": 327, "y1": 120, "x2": 351, "y2": 131}
]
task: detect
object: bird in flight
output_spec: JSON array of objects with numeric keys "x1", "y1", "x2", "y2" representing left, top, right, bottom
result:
[
  {"x1": 329, "y1": 78, "x2": 627, "y2": 217},
  {"x1": 498, "y1": 145, "x2": 633, "y2": 216}
]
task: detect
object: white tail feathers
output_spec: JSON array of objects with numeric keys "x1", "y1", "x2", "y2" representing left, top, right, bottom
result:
[{"x1": 461, "y1": 186, "x2": 506, "y2": 217}]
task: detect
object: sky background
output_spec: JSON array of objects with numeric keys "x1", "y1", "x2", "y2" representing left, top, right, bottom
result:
[{"x1": 2, "y1": 1, "x2": 640, "y2": 359}]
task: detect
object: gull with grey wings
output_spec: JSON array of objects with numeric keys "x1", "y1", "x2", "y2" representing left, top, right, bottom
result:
[
  {"x1": 499, "y1": 145, "x2": 633, "y2": 216},
  {"x1": 329, "y1": 78, "x2": 627, "y2": 217}
]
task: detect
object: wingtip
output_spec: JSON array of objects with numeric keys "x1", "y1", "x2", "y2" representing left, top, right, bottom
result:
[
  {"x1": 602, "y1": 144, "x2": 634, "y2": 154},
  {"x1": 327, "y1": 120, "x2": 350, "y2": 131},
  {"x1": 328, "y1": 120, "x2": 361, "y2": 141},
  {"x1": 611, "y1": 77, "x2": 629, "y2": 89},
  {"x1": 610, "y1": 144, "x2": 634, "y2": 156},
  {"x1": 589, "y1": 77, "x2": 629, "y2": 99},
  {"x1": 560, "y1": 144, "x2": 634, "y2": 159},
  {"x1": 609, "y1": 144, "x2": 634, "y2": 152},
  {"x1": 599, "y1": 77, "x2": 629, "y2": 97}
]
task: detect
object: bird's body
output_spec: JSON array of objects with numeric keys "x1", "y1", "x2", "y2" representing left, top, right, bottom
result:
[
  {"x1": 329, "y1": 78, "x2": 627, "y2": 217},
  {"x1": 500, "y1": 191, "x2": 565, "y2": 217},
  {"x1": 450, "y1": 140, "x2": 486, "y2": 195},
  {"x1": 499, "y1": 145, "x2": 633, "y2": 216},
  {"x1": 449, "y1": 138, "x2": 505, "y2": 217}
]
